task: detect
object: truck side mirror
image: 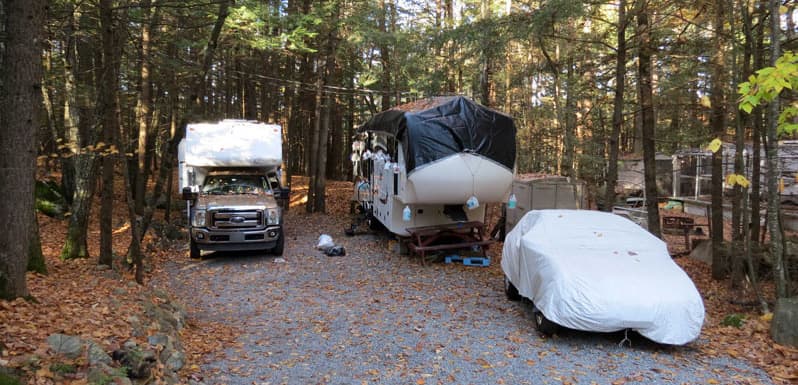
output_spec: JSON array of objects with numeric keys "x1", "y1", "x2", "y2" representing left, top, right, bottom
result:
[
  {"x1": 274, "y1": 187, "x2": 291, "y2": 200},
  {"x1": 182, "y1": 186, "x2": 198, "y2": 201}
]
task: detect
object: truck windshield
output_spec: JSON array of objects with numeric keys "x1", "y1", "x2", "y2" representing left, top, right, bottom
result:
[{"x1": 202, "y1": 175, "x2": 267, "y2": 195}]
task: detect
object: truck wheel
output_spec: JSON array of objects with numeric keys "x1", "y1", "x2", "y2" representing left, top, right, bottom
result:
[
  {"x1": 533, "y1": 309, "x2": 559, "y2": 335},
  {"x1": 189, "y1": 239, "x2": 201, "y2": 259},
  {"x1": 272, "y1": 230, "x2": 284, "y2": 256},
  {"x1": 505, "y1": 276, "x2": 522, "y2": 301}
]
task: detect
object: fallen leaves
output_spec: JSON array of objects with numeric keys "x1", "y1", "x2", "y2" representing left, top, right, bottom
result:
[
  {"x1": 2, "y1": 175, "x2": 797, "y2": 384},
  {"x1": 676, "y1": 257, "x2": 798, "y2": 385}
]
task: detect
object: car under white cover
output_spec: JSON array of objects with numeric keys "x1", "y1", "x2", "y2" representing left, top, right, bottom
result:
[{"x1": 501, "y1": 209, "x2": 705, "y2": 345}]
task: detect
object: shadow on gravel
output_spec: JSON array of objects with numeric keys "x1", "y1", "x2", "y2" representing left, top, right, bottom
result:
[
  {"x1": 516, "y1": 298, "x2": 697, "y2": 355},
  {"x1": 193, "y1": 250, "x2": 280, "y2": 265}
]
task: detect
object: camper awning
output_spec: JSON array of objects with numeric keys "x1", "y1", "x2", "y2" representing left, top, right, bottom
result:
[{"x1": 358, "y1": 96, "x2": 516, "y2": 173}]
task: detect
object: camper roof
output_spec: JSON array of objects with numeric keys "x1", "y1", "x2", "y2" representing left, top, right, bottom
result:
[
  {"x1": 182, "y1": 120, "x2": 282, "y2": 168},
  {"x1": 357, "y1": 96, "x2": 516, "y2": 173}
]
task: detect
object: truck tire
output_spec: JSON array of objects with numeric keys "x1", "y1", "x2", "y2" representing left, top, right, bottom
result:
[
  {"x1": 272, "y1": 230, "x2": 284, "y2": 256},
  {"x1": 189, "y1": 239, "x2": 201, "y2": 259}
]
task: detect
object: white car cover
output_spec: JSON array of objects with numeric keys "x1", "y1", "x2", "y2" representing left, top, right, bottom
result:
[{"x1": 502, "y1": 209, "x2": 705, "y2": 345}]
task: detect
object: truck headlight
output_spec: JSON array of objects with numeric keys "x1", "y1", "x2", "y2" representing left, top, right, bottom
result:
[
  {"x1": 266, "y1": 208, "x2": 280, "y2": 225},
  {"x1": 192, "y1": 210, "x2": 206, "y2": 227}
]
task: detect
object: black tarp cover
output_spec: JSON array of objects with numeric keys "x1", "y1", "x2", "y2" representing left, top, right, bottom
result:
[{"x1": 357, "y1": 96, "x2": 516, "y2": 173}]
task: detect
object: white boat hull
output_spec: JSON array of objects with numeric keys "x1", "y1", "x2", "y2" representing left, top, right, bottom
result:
[{"x1": 400, "y1": 153, "x2": 513, "y2": 204}]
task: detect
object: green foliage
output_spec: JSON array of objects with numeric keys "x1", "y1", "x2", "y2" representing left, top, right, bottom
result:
[
  {"x1": 0, "y1": 373, "x2": 22, "y2": 385},
  {"x1": 721, "y1": 313, "x2": 746, "y2": 328},
  {"x1": 35, "y1": 180, "x2": 66, "y2": 218},
  {"x1": 49, "y1": 363, "x2": 77, "y2": 375},
  {"x1": 738, "y1": 51, "x2": 798, "y2": 135}
]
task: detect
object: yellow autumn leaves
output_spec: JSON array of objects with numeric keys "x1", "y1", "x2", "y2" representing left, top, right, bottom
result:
[{"x1": 706, "y1": 138, "x2": 751, "y2": 188}]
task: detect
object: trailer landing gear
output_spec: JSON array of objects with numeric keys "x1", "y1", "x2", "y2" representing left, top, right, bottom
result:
[{"x1": 345, "y1": 203, "x2": 379, "y2": 236}]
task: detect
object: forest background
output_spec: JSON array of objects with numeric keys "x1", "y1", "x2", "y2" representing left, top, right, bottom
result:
[{"x1": 1, "y1": 0, "x2": 798, "y2": 366}]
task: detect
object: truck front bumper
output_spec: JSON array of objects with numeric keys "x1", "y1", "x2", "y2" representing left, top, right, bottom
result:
[{"x1": 191, "y1": 226, "x2": 281, "y2": 251}]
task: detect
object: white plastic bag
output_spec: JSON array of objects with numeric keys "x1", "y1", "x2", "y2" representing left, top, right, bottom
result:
[{"x1": 317, "y1": 234, "x2": 334, "y2": 250}]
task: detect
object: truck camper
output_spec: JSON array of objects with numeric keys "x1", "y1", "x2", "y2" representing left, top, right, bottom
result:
[
  {"x1": 350, "y1": 96, "x2": 517, "y2": 239},
  {"x1": 179, "y1": 119, "x2": 289, "y2": 259}
]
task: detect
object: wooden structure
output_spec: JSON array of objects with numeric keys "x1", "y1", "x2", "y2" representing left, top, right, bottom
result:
[
  {"x1": 405, "y1": 221, "x2": 493, "y2": 265},
  {"x1": 662, "y1": 215, "x2": 710, "y2": 252}
]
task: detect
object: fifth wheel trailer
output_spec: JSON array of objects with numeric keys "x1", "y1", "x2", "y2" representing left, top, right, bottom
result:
[{"x1": 350, "y1": 96, "x2": 516, "y2": 237}]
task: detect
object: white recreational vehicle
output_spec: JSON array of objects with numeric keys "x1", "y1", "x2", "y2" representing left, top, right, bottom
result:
[
  {"x1": 178, "y1": 119, "x2": 289, "y2": 259},
  {"x1": 350, "y1": 96, "x2": 516, "y2": 237}
]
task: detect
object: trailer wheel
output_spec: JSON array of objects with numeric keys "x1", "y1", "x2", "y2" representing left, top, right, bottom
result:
[
  {"x1": 189, "y1": 239, "x2": 201, "y2": 259},
  {"x1": 272, "y1": 230, "x2": 284, "y2": 256},
  {"x1": 504, "y1": 276, "x2": 522, "y2": 301}
]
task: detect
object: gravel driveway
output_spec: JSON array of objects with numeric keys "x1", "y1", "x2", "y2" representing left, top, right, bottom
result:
[{"x1": 158, "y1": 210, "x2": 774, "y2": 385}]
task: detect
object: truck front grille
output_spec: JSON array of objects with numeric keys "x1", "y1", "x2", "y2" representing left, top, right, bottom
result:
[{"x1": 210, "y1": 209, "x2": 263, "y2": 230}]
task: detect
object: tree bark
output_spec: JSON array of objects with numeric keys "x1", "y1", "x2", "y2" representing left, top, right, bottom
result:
[
  {"x1": 314, "y1": 92, "x2": 331, "y2": 212},
  {"x1": 604, "y1": 0, "x2": 627, "y2": 212},
  {"x1": 731, "y1": 0, "x2": 750, "y2": 287},
  {"x1": 119, "y1": 121, "x2": 145, "y2": 284},
  {"x1": 479, "y1": 0, "x2": 492, "y2": 107},
  {"x1": 766, "y1": 0, "x2": 786, "y2": 298},
  {"x1": 134, "y1": 0, "x2": 157, "y2": 215},
  {"x1": 750, "y1": 0, "x2": 766, "y2": 246},
  {"x1": 62, "y1": 8, "x2": 100, "y2": 260},
  {"x1": 379, "y1": 0, "x2": 392, "y2": 110},
  {"x1": 563, "y1": 58, "x2": 576, "y2": 177},
  {"x1": 0, "y1": 0, "x2": 45, "y2": 299},
  {"x1": 636, "y1": 0, "x2": 660, "y2": 237},
  {"x1": 27, "y1": 211, "x2": 46, "y2": 274},
  {"x1": 709, "y1": 0, "x2": 727, "y2": 280},
  {"x1": 98, "y1": 0, "x2": 124, "y2": 267},
  {"x1": 307, "y1": 75, "x2": 323, "y2": 213}
]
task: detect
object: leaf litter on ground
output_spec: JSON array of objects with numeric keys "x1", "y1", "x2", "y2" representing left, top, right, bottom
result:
[{"x1": 0, "y1": 175, "x2": 796, "y2": 383}]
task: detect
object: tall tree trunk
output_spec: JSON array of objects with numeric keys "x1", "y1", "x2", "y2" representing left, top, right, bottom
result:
[
  {"x1": 709, "y1": 0, "x2": 727, "y2": 279},
  {"x1": 636, "y1": 0, "x2": 660, "y2": 237},
  {"x1": 98, "y1": 0, "x2": 124, "y2": 267},
  {"x1": 314, "y1": 92, "x2": 331, "y2": 212},
  {"x1": 444, "y1": 0, "x2": 456, "y2": 93},
  {"x1": 750, "y1": 0, "x2": 766, "y2": 246},
  {"x1": 732, "y1": 0, "x2": 752, "y2": 288},
  {"x1": 164, "y1": 32, "x2": 180, "y2": 223},
  {"x1": 59, "y1": 5, "x2": 77, "y2": 206},
  {"x1": 604, "y1": 0, "x2": 627, "y2": 212},
  {"x1": 0, "y1": 0, "x2": 45, "y2": 299},
  {"x1": 40, "y1": 50, "x2": 59, "y2": 174},
  {"x1": 134, "y1": 0, "x2": 156, "y2": 215},
  {"x1": 119, "y1": 121, "x2": 145, "y2": 284},
  {"x1": 307, "y1": 2, "x2": 339, "y2": 213},
  {"x1": 479, "y1": 0, "x2": 493, "y2": 107},
  {"x1": 62, "y1": 9, "x2": 100, "y2": 260},
  {"x1": 766, "y1": 0, "x2": 786, "y2": 298},
  {"x1": 563, "y1": 58, "x2": 576, "y2": 177},
  {"x1": 307, "y1": 76, "x2": 323, "y2": 213},
  {"x1": 379, "y1": 0, "x2": 392, "y2": 110}
]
